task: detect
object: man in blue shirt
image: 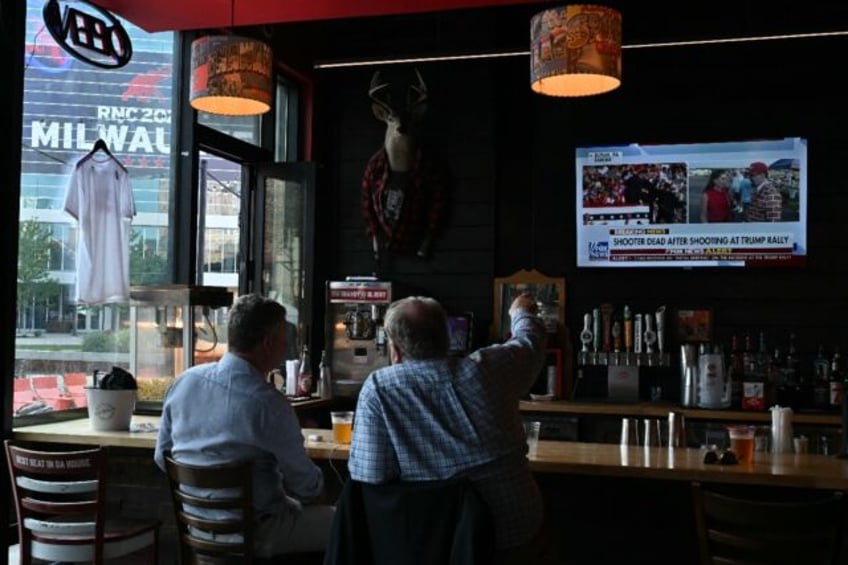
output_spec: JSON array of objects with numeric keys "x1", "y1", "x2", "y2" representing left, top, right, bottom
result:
[
  {"x1": 154, "y1": 294, "x2": 333, "y2": 557},
  {"x1": 348, "y1": 293, "x2": 547, "y2": 555}
]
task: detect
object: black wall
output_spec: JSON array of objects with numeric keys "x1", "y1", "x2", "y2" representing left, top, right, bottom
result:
[{"x1": 309, "y1": 5, "x2": 848, "y2": 373}]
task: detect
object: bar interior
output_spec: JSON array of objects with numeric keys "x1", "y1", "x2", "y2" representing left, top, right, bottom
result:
[{"x1": 4, "y1": 1, "x2": 848, "y2": 563}]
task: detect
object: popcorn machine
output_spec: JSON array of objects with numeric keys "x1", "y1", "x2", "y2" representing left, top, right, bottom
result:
[
  {"x1": 326, "y1": 278, "x2": 392, "y2": 397},
  {"x1": 129, "y1": 285, "x2": 233, "y2": 406}
]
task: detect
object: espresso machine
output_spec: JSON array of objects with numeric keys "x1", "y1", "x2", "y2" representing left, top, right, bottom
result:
[{"x1": 325, "y1": 278, "x2": 393, "y2": 397}]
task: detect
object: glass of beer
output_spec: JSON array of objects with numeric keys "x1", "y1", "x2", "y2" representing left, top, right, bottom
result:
[
  {"x1": 331, "y1": 411, "x2": 354, "y2": 444},
  {"x1": 727, "y1": 425, "x2": 755, "y2": 464}
]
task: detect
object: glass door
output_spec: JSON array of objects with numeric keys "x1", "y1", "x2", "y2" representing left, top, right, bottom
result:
[{"x1": 245, "y1": 163, "x2": 316, "y2": 361}]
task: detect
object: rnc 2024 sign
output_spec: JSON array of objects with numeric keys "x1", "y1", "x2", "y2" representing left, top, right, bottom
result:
[{"x1": 26, "y1": 3, "x2": 169, "y2": 176}]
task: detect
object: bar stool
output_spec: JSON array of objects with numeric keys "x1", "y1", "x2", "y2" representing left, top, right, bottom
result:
[{"x1": 691, "y1": 481, "x2": 847, "y2": 564}]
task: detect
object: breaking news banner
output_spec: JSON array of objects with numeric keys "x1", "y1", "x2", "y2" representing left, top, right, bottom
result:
[{"x1": 607, "y1": 230, "x2": 794, "y2": 262}]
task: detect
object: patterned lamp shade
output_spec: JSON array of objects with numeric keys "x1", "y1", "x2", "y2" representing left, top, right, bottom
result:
[
  {"x1": 530, "y1": 5, "x2": 622, "y2": 97},
  {"x1": 190, "y1": 35, "x2": 273, "y2": 116}
]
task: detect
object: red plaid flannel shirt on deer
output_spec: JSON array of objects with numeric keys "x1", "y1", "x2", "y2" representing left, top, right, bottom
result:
[{"x1": 361, "y1": 148, "x2": 445, "y2": 253}]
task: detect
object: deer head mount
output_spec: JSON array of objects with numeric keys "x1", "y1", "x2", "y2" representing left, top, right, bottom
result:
[
  {"x1": 369, "y1": 69, "x2": 428, "y2": 172},
  {"x1": 362, "y1": 68, "x2": 445, "y2": 263}
]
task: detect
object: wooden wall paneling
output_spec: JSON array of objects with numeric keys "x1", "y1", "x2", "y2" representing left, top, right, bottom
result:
[{"x1": 312, "y1": 5, "x2": 848, "y2": 375}]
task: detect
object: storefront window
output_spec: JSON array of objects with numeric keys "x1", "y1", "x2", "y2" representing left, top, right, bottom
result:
[
  {"x1": 197, "y1": 112, "x2": 262, "y2": 146},
  {"x1": 198, "y1": 151, "x2": 241, "y2": 290},
  {"x1": 14, "y1": 1, "x2": 175, "y2": 418}
]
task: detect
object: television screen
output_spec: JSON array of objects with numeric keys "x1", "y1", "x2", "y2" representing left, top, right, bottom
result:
[
  {"x1": 447, "y1": 313, "x2": 473, "y2": 355},
  {"x1": 576, "y1": 137, "x2": 807, "y2": 267}
]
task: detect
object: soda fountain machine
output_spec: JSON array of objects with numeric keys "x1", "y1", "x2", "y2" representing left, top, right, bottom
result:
[{"x1": 325, "y1": 278, "x2": 392, "y2": 397}]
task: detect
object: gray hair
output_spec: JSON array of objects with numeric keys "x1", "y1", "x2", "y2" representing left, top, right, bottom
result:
[
  {"x1": 227, "y1": 294, "x2": 286, "y2": 352},
  {"x1": 383, "y1": 296, "x2": 448, "y2": 360}
]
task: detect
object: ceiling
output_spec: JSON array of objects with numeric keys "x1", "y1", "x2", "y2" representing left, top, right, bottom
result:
[{"x1": 90, "y1": 0, "x2": 547, "y2": 33}]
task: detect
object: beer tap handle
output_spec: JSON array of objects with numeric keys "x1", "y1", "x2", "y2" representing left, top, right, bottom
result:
[
  {"x1": 655, "y1": 305, "x2": 666, "y2": 355},
  {"x1": 592, "y1": 308, "x2": 601, "y2": 353},
  {"x1": 623, "y1": 305, "x2": 633, "y2": 353},
  {"x1": 644, "y1": 314, "x2": 657, "y2": 355},
  {"x1": 580, "y1": 313, "x2": 593, "y2": 353},
  {"x1": 600, "y1": 303, "x2": 614, "y2": 353},
  {"x1": 612, "y1": 320, "x2": 622, "y2": 353},
  {"x1": 634, "y1": 314, "x2": 643, "y2": 354}
]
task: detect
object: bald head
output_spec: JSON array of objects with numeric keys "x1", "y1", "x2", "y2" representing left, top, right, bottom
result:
[{"x1": 383, "y1": 296, "x2": 449, "y2": 360}]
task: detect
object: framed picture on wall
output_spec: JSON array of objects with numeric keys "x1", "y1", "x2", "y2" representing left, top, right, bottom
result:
[{"x1": 676, "y1": 308, "x2": 712, "y2": 343}]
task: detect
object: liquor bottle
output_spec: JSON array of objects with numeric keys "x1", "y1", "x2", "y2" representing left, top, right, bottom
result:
[
  {"x1": 784, "y1": 333, "x2": 800, "y2": 410},
  {"x1": 758, "y1": 332, "x2": 777, "y2": 407},
  {"x1": 785, "y1": 333, "x2": 801, "y2": 384},
  {"x1": 317, "y1": 349, "x2": 333, "y2": 399},
  {"x1": 742, "y1": 333, "x2": 765, "y2": 411},
  {"x1": 813, "y1": 344, "x2": 830, "y2": 409},
  {"x1": 742, "y1": 333, "x2": 755, "y2": 376},
  {"x1": 830, "y1": 346, "x2": 843, "y2": 410},
  {"x1": 773, "y1": 346, "x2": 793, "y2": 407},
  {"x1": 729, "y1": 335, "x2": 743, "y2": 409},
  {"x1": 758, "y1": 332, "x2": 769, "y2": 365},
  {"x1": 296, "y1": 345, "x2": 313, "y2": 397}
]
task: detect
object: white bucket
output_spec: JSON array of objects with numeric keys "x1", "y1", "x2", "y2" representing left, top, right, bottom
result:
[{"x1": 85, "y1": 388, "x2": 136, "y2": 431}]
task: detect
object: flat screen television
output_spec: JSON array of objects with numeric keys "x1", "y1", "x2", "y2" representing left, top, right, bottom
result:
[
  {"x1": 575, "y1": 137, "x2": 807, "y2": 267},
  {"x1": 447, "y1": 313, "x2": 473, "y2": 356}
]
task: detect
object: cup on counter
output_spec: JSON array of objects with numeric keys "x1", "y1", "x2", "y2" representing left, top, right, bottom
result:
[
  {"x1": 754, "y1": 425, "x2": 771, "y2": 453},
  {"x1": 727, "y1": 425, "x2": 755, "y2": 464},
  {"x1": 793, "y1": 435, "x2": 809, "y2": 454},
  {"x1": 330, "y1": 411, "x2": 354, "y2": 444},
  {"x1": 668, "y1": 412, "x2": 686, "y2": 448},
  {"x1": 620, "y1": 418, "x2": 640, "y2": 446},
  {"x1": 524, "y1": 421, "x2": 541, "y2": 456},
  {"x1": 643, "y1": 418, "x2": 661, "y2": 447}
]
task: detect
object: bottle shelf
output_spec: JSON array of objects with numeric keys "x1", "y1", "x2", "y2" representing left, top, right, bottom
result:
[{"x1": 519, "y1": 399, "x2": 841, "y2": 426}]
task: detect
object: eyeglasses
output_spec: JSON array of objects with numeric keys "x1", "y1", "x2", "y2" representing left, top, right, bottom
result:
[{"x1": 702, "y1": 449, "x2": 739, "y2": 465}]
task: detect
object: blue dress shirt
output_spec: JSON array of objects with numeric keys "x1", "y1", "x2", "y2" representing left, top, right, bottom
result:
[{"x1": 154, "y1": 353, "x2": 323, "y2": 517}]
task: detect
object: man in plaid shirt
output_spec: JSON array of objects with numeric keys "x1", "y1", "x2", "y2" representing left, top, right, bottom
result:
[{"x1": 348, "y1": 293, "x2": 547, "y2": 555}]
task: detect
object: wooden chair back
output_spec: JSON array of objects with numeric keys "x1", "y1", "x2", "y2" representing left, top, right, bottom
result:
[
  {"x1": 692, "y1": 481, "x2": 847, "y2": 565},
  {"x1": 164, "y1": 452, "x2": 256, "y2": 564},
  {"x1": 5, "y1": 441, "x2": 107, "y2": 564}
]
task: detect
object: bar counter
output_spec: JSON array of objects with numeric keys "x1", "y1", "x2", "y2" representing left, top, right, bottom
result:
[{"x1": 14, "y1": 417, "x2": 848, "y2": 490}]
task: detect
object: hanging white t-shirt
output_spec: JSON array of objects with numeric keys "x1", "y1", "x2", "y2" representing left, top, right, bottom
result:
[{"x1": 64, "y1": 157, "x2": 136, "y2": 304}]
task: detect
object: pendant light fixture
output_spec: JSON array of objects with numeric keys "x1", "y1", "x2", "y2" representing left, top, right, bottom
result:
[
  {"x1": 189, "y1": 0, "x2": 273, "y2": 116},
  {"x1": 530, "y1": 5, "x2": 622, "y2": 97}
]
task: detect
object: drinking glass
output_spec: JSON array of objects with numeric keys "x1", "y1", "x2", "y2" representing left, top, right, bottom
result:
[
  {"x1": 727, "y1": 425, "x2": 755, "y2": 464},
  {"x1": 524, "y1": 421, "x2": 541, "y2": 456},
  {"x1": 620, "y1": 417, "x2": 640, "y2": 446},
  {"x1": 330, "y1": 411, "x2": 354, "y2": 444}
]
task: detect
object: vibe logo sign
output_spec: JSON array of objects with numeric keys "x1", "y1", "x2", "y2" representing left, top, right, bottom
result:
[{"x1": 42, "y1": 0, "x2": 132, "y2": 69}]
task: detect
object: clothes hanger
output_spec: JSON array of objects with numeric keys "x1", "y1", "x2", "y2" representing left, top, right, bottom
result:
[{"x1": 76, "y1": 138, "x2": 127, "y2": 172}]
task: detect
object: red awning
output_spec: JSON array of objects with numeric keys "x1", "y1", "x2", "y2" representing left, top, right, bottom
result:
[{"x1": 90, "y1": 0, "x2": 545, "y2": 33}]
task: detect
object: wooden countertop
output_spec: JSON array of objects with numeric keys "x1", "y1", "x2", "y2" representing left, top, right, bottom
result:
[
  {"x1": 14, "y1": 418, "x2": 848, "y2": 490},
  {"x1": 532, "y1": 441, "x2": 848, "y2": 490},
  {"x1": 519, "y1": 400, "x2": 841, "y2": 426},
  {"x1": 13, "y1": 416, "x2": 162, "y2": 449},
  {"x1": 10, "y1": 417, "x2": 344, "y2": 459}
]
